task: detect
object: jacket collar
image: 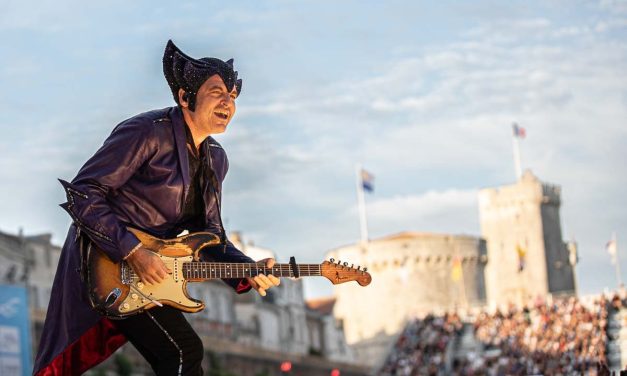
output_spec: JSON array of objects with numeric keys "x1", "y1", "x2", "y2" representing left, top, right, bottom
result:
[{"x1": 170, "y1": 106, "x2": 191, "y2": 189}]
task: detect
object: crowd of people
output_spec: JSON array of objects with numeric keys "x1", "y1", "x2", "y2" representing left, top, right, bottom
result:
[
  {"x1": 460, "y1": 296, "x2": 610, "y2": 375},
  {"x1": 380, "y1": 313, "x2": 463, "y2": 376},
  {"x1": 380, "y1": 294, "x2": 623, "y2": 375}
]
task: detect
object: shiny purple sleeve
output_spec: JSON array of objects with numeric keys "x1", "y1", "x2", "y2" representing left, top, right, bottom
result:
[
  {"x1": 59, "y1": 117, "x2": 153, "y2": 263},
  {"x1": 199, "y1": 242, "x2": 255, "y2": 293}
]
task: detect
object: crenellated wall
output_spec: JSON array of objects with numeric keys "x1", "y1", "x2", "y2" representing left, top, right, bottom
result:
[{"x1": 327, "y1": 232, "x2": 487, "y2": 363}]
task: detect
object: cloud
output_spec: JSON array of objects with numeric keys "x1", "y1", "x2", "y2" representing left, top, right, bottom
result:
[
  {"x1": 217, "y1": 8, "x2": 627, "y2": 298},
  {"x1": 1, "y1": 1, "x2": 626, "y2": 300},
  {"x1": 364, "y1": 189, "x2": 479, "y2": 236}
]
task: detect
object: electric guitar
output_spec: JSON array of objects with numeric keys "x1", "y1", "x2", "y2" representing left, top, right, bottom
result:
[{"x1": 87, "y1": 228, "x2": 372, "y2": 318}]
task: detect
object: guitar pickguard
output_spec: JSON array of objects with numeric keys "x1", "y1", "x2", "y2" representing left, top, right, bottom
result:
[{"x1": 116, "y1": 254, "x2": 203, "y2": 316}]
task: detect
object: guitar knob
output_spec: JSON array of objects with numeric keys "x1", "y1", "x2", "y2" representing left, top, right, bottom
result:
[
  {"x1": 131, "y1": 294, "x2": 138, "y2": 300},
  {"x1": 330, "y1": 258, "x2": 335, "y2": 263},
  {"x1": 137, "y1": 282, "x2": 144, "y2": 290},
  {"x1": 123, "y1": 303, "x2": 130, "y2": 310}
]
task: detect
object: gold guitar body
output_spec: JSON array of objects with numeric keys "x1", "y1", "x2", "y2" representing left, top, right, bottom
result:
[{"x1": 87, "y1": 228, "x2": 220, "y2": 319}]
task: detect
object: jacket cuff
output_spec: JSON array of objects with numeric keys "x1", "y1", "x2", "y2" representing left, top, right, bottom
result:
[
  {"x1": 119, "y1": 233, "x2": 142, "y2": 262},
  {"x1": 235, "y1": 279, "x2": 252, "y2": 294},
  {"x1": 122, "y1": 240, "x2": 143, "y2": 261},
  {"x1": 59, "y1": 179, "x2": 114, "y2": 244}
]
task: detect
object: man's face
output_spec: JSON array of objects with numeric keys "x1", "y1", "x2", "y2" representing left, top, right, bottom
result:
[{"x1": 185, "y1": 74, "x2": 238, "y2": 135}]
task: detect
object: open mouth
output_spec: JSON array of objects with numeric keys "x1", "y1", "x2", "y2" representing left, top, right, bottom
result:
[{"x1": 214, "y1": 110, "x2": 229, "y2": 120}]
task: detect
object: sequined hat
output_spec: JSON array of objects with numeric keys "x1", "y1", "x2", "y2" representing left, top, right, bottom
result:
[{"x1": 163, "y1": 39, "x2": 242, "y2": 111}]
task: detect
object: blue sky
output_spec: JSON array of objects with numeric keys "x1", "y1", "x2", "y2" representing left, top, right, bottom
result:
[{"x1": 1, "y1": 0, "x2": 626, "y2": 299}]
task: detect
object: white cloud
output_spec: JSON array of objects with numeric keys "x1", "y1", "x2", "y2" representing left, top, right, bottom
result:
[
  {"x1": 365, "y1": 189, "x2": 479, "y2": 236},
  {"x1": 218, "y1": 9, "x2": 627, "y2": 298},
  {"x1": 1, "y1": 1, "x2": 626, "y2": 299}
]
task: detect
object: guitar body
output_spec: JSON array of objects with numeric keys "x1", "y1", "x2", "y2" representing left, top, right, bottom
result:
[{"x1": 86, "y1": 229, "x2": 221, "y2": 319}]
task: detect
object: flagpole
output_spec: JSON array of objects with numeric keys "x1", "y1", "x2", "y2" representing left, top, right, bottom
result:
[
  {"x1": 567, "y1": 239, "x2": 579, "y2": 296},
  {"x1": 614, "y1": 232, "x2": 622, "y2": 287},
  {"x1": 512, "y1": 129, "x2": 522, "y2": 180},
  {"x1": 355, "y1": 164, "x2": 369, "y2": 245}
]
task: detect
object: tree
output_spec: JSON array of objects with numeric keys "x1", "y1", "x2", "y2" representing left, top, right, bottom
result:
[
  {"x1": 114, "y1": 354, "x2": 133, "y2": 376},
  {"x1": 206, "y1": 351, "x2": 236, "y2": 376}
]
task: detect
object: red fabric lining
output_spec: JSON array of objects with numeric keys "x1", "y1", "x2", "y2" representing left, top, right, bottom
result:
[
  {"x1": 236, "y1": 279, "x2": 252, "y2": 293},
  {"x1": 35, "y1": 318, "x2": 127, "y2": 376}
]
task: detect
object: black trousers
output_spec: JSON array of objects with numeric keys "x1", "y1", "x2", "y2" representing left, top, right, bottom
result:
[{"x1": 112, "y1": 306, "x2": 204, "y2": 376}]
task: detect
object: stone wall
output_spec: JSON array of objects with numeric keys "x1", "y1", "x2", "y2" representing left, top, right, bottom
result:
[{"x1": 327, "y1": 232, "x2": 487, "y2": 367}]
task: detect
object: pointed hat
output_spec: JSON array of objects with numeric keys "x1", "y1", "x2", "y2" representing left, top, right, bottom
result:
[{"x1": 163, "y1": 40, "x2": 242, "y2": 111}]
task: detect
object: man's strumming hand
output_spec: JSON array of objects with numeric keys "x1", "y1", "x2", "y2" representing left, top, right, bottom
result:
[
  {"x1": 126, "y1": 247, "x2": 171, "y2": 285},
  {"x1": 247, "y1": 258, "x2": 281, "y2": 297}
]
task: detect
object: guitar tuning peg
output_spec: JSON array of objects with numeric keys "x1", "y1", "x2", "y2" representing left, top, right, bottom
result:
[
  {"x1": 357, "y1": 266, "x2": 361, "y2": 270},
  {"x1": 363, "y1": 267, "x2": 368, "y2": 272},
  {"x1": 337, "y1": 259, "x2": 342, "y2": 265},
  {"x1": 350, "y1": 264, "x2": 354, "y2": 269},
  {"x1": 330, "y1": 258, "x2": 335, "y2": 262},
  {"x1": 343, "y1": 262, "x2": 348, "y2": 267}
]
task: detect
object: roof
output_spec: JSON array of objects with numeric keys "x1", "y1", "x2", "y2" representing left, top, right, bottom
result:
[
  {"x1": 305, "y1": 297, "x2": 336, "y2": 315},
  {"x1": 327, "y1": 231, "x2": 482, "y2": 252}
]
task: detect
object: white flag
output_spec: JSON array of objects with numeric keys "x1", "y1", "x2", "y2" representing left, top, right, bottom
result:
[{"x1": 607, "y1": 239, "x2": 617, "y2": 264}]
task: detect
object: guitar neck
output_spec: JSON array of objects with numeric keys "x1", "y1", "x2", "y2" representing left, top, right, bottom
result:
[{"x1": 182, "y1": 262, "x2": 321, "y2": 280}]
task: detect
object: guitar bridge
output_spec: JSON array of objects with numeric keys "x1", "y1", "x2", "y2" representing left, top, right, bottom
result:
[{"x1": 121, "y1": 262, "x2": 133, "y2": 284}]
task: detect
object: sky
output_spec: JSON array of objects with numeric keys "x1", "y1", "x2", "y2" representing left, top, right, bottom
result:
[{"x1": 1, "y1": 0, "x2": 626, "y2": 300}]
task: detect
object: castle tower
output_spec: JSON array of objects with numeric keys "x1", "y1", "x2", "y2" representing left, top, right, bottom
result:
[
  {"x1": 327, "y1": 232, "x2": 487, "y2": 367},
  {"x1": 478, "y1": 170, "x2": 575, "y2": 307}
]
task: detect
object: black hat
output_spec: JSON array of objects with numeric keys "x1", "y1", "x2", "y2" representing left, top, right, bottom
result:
[{"x1": 163, "y1": 40, "x2": 242, "y2": 111}]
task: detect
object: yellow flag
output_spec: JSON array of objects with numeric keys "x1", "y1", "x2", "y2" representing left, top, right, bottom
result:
[
  {"x1": 451, "y1": 257, "x2": 462, "y2": 282},
  {"x1": 517, "y1": 244, "x2": 527, "y2": 271}
]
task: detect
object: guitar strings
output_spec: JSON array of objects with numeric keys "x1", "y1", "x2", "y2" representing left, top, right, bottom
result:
[{"x1": 125, "y1": 263, "x2": 367, "y2": 280}]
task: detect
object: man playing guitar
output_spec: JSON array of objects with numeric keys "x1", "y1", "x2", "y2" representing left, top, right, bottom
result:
[{"x1": 33, "y1": 40, "x2": 280, "y2": 376}]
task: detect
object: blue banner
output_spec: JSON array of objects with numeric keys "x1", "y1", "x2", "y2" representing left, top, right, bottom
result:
[{"x1": 0, "y1": 285, "x2": 32, "y2": 376}]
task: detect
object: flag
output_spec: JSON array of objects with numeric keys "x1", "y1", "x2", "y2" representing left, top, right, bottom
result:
[
  {"x1": 517, "y1": 244, "x2": 527, "y2": 272},
  {"x1": 360, "y1": 169, "x2": 375, "y2": 193},
  {"x1": 512, "y1": 122, "x2": 526, "y2": 139},
  {"x1": 451, "y1": 256, "x2": 462, "y2": 282},
  {"x1": 607, "y1": 238, "x2": 617, "y2": 265}
]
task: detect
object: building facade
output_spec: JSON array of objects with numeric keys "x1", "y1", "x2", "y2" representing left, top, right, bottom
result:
[
  {"x1": 0, "y1": 229, "x2": 62, "y2": 359},
  {"x1": 478, "y1": 170, "x2": 576, "y2": 307}
]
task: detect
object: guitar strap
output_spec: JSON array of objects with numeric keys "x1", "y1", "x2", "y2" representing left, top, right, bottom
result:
[{"x1": 75, "y1": 227, "x2": 90, "y2": 283}]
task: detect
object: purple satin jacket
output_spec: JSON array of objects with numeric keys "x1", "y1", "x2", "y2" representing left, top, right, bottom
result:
[{"x1": 33, "y1": 106, "x2": 254, "y2": 375}]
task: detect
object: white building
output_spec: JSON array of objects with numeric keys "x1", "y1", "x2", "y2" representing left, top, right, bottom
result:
[
  {"x1": 0, "y1": 229, "x2": 62, "y2": 354},
  {"x1": 230, "y1": 233, "x2": 353, "y2": 362}
]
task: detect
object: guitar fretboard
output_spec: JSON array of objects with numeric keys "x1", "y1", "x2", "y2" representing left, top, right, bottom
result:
[{"x1": 182, "y1": 262, "x2": 322, "y2": 280}]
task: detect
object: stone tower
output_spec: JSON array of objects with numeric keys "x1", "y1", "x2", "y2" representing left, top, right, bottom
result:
[
  {"x1": 478, "y1": 170, "x2": 575, "y2": 307},
  {"x1": 327, "y1": 232, "x2": 487, "y2": 367}
]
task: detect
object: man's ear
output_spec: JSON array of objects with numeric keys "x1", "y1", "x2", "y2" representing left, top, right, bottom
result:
[{"x1": 178, "y1": 89, "x2": 188, "y2": 108}]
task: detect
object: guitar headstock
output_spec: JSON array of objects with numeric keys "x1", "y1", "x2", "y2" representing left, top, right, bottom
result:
[{"x1": 321, "y1": 258, "x2": 372, "y2": 286}]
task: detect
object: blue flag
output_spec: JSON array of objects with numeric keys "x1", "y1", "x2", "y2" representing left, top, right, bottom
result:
[{"x1": 361, "y1": 169, "x2": 374, "y2": 193}]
